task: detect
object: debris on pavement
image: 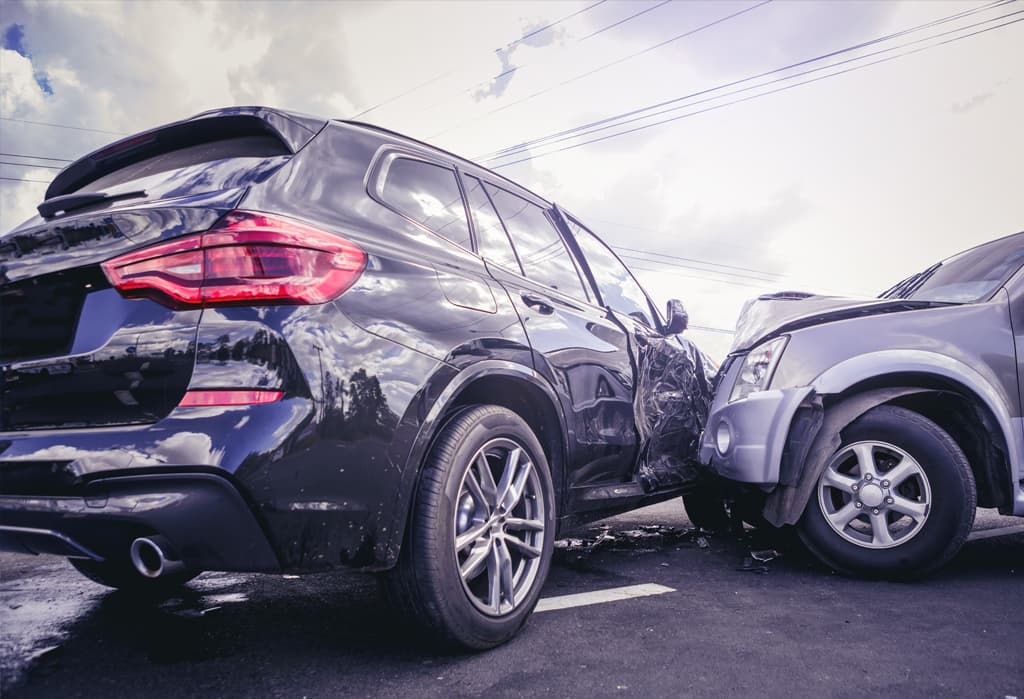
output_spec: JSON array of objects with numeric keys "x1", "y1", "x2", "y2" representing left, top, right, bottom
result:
[{"x1": 554, "y1": 525, "x2": 713, "y2": 564}]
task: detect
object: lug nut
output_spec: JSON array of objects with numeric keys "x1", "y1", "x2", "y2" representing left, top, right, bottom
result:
[
  {"x1": 882, "y1": 480, "x2": 890, "y2": 487},
  {"x1": 886, "y1": 497, "x2": 894, "y2": 504},
  {"x1": 855, "y1": 501, "x2": 863, "y2": 508},
  {"x1": 865, "y1": 474, "x2": 873, "y2": 481},
  {"x1": 852, "y1": 484, "x2": 859, "y2": 492},
  {"x1": 872, "y1": 508, "x2": 880, "y2": 515}
]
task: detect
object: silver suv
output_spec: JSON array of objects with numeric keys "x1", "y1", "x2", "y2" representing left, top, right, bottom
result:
[{"x1": 700, "y1": 232, "x2": 1024, "y2": 577}]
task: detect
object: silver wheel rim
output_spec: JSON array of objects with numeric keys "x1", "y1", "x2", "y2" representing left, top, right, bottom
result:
[
  {"x1": 818, "y1": 440, "x2": 931, "y2": 550},
  {"x1": 453, "y1": 437, "x2": 545, "y2": 617}
]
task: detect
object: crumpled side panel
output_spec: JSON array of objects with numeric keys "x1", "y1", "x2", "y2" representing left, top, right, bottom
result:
[{"x1": 633, "y1": 333, "x2": 714, "y2": 491}]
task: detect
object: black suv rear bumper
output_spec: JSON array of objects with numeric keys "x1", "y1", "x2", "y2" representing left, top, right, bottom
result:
[{"x1": 0, "y1": 472, "x2": 280, "y2": 572}]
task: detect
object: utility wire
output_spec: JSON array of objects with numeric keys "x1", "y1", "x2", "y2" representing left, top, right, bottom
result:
[
  {"x1": 617, "y1": 253, "x2": 782, "y2": 284},
  {"x1": 0, "y1": 116, "x2": 128, "y2": 136},
  {"x1": 0, "y1": 160, "x2": 63, "y2": 170},
  {"x1": 482, "y1": 0, "x2": 1016, "y2": 161},
  {"x1": 348, "y1": 0, "x2": 609, "y2": 119},
  {"x1": 428, "y1": 0, "x2": 773, "y2": 139},
  {"x1": 690, "y1": 325, "x2": 736, "y2": 335},
  {"x1": 0, "y1": 176, "x2": 50, "y2": 184},
  {"x1": 0, "y1": 152, "x2": 72, "y2": 162},
  {"x1": 612, "y1": 244, "x2": 783, "y2": 278},
  {"x1": 492, "y1": 15, "x2": 1024, "y2": 168}
]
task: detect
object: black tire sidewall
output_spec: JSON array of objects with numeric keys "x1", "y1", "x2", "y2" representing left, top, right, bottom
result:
[
  {"x1": 799, "y1": 405, "x2": 975, "y2": 577},
  {"x1": 412, "y1": 406, "x2": 555, "y2": 648}
]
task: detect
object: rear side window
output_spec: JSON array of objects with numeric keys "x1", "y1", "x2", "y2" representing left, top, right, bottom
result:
[
  {"x1": 566, "y1": 217, "x2": 656, "y2": 328},
  {"x1": 463, "y1": 175, "x2": 521, "y2": 272},
  {"x1": 485, "y1": 184, "x2": 588, "y2": 300},
  {"x1": 380, "y1": 158, "x2": 471, "y2": 249}
]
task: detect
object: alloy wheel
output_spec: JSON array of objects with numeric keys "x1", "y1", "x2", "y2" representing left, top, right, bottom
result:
[
  {"x1": 453, "y1": 438, "x2": 545, "y2": 616},
  {"x1": 817, "y1": 440, "x2": 932, "y2": 549}
]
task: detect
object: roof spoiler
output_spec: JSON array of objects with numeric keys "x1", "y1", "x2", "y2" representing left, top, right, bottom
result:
[{"x1": 43, "y1": 106, "x2": 326, "y2": 201}]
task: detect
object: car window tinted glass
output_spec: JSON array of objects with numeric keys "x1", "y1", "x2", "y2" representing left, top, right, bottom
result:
[
  {"x1": 887, "y1": 232, "x2": 1024, "y2": 303},
  {"x1": 566, "y1": 217, "x2": 655, "y2": 327},
  {"x1": 381, "y1": 158, "x2": 471, "y2": 249},
  {"x1": 463, "y1": 175, "x2": 521, "y2": 272},
  {"x1": 485, "y1": 184, "x2": 587, "y2": 299}
]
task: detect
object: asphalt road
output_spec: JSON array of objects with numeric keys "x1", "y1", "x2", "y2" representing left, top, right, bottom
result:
[{"x1": 1, "y1": 502, "x2": 1021, "y2": 698}]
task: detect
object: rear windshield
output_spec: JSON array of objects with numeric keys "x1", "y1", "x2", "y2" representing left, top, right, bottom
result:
[
  {"x1": 882, "y1": 232, "x2": 1024, "y2": 303},
  {"x1": 82, "y1": 134, "x2": 290, "y2": 201}
]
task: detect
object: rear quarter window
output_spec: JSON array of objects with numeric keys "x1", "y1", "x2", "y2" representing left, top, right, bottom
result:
[{"x1": 378, "y1": 157, "x2": 471, "y2": 250}]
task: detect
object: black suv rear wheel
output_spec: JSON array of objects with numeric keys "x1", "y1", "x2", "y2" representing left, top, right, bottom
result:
[
  {"x1": 383, "y1": 405, "x2": 555, "y2": 649},
  {"x1": 798, "y1": 405, "x2": 976, "y2": 578}
]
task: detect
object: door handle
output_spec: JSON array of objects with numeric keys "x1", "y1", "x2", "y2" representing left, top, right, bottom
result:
[{"x1": 521, "y1": 292, "x2": 554, "y2": 315}]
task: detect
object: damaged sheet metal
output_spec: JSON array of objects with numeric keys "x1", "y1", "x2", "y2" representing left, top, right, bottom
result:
[{"x1": 632, "y1": 333, "x2": 714, "y2": 492}]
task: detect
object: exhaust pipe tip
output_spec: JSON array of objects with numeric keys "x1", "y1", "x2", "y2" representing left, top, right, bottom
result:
[{"x1": 130, "y1": 536, "x2": 185, "y2": 578}]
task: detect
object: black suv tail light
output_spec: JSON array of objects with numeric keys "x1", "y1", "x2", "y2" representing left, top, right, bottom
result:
[{"x1": 101, "y1": 211, "x2": 366, "y2": 309}]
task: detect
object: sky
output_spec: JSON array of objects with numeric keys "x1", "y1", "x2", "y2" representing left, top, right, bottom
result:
[{"x1": 1, "y1": 0, "x2": 1022, "y2": 358}]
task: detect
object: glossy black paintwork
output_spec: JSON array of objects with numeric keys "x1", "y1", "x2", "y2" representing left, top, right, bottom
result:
[{"x1": 0, "y1": 109, "x2": 711, "y2": 572}]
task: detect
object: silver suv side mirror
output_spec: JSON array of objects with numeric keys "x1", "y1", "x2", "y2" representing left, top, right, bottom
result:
[{"x1": 665, "y1": 299, "x2": 688, "y2": 334}]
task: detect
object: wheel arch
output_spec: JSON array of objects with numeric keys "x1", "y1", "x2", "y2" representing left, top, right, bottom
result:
[
  {"x1": 380, "y1": 360, "x2": 568, "y2": 569},
  {"x1": 766, "y1": 351, "x2": 1021, "y2": 525}
]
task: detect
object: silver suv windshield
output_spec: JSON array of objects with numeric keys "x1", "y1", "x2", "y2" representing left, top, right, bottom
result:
[{"x1": 880, "y1": 232, "x2": 1024, "y2": 303}]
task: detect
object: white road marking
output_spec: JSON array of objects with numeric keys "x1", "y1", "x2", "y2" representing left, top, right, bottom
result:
[
  {"x1": 967, "y1": 524, "x2": 1024, "y2": 541},
  {"x1": 535, "y1": 583, "x2": 675, "y2": 613}
]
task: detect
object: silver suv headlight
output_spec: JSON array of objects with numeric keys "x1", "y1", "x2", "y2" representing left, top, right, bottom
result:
[{"x1": 729, "y1": 335, "x2": 788, "y2": 402}]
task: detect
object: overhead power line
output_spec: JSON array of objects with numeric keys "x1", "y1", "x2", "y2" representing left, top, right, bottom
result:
[
  {"x1": 490, "y1": 13, "x2": 1024, "y2": 168},
  {"x1": 690, "y1": 325, "x2": 736, "y2": 335},
  {"x1": 0, "y1": 160, "x2": 63, "y2": 170},
  {"x1": 480, "y1": 0, "x2": 1014, "y2": 161},
  {"x1": 0, "y1": 176, "x2": 50, "y2": 184},
  {"x1": 348, "y1": 0, "x2": 609, "y2": 120},
  {"x1": 0, "y1": 116, "x2": 128, "y2": 136},
  {"x1": 428, "y1": 0, "x2": 774, "y2": 139},
  {"x1": 0, "y1": 152, "x2": 72, "y2": 162},
  {"x1": 612, "y1": 244, "x2": 783, "y2": 279}
]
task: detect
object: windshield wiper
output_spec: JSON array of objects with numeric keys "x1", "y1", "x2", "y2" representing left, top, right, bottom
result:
[
  {"x1": 37, "y1": 189, "x2": 147, "y2": 220},
  {"x1": 879, "y1": 262, "x2": 942, "y2": 300}
]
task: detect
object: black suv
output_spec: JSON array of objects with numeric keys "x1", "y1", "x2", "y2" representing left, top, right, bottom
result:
[{"x1": 0, "y1": 106, "x2": 712, "y2": 648}]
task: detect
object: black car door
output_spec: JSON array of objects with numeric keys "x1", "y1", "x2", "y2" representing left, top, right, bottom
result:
[
  {"x1": 460, "y1": 174, "x2": 639, "y2": 491},
  {"x1": 557, "y1": 209, "x2": 713, "y2": 492}
]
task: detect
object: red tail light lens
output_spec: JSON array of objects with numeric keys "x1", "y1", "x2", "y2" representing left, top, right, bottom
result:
[
  {"x1": 179, "y1": 390, "x2": 284, "y2": 407},
  {"x1": 101, "y1": 211, "x2": 366, "y2": 308}
]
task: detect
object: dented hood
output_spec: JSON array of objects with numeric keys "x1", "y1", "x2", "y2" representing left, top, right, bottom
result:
[{"x1": 731, "y1": 292, "x2": 946, "y2": 353}]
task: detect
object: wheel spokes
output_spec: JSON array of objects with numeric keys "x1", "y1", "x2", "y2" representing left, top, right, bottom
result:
[
  {"x1": 496, "y1": 447, "x2": 534, "y2": 513},
  {"x1": 889, "y1": 494, "x2": 928, "y2": 521},
  {"x1": 503, "y1": 534, "x2": 542, "y2": 559},
  {"x1": 504, "y1": 517, "x2": 544, "y2": 532},
  {"x1": 475, "y1": 453, "x2": 498, "y2": 508},
  {"x1": 828, "y1": 501, "x2": 862, "y2": 529},
  {"x1": 882, "y1": 456, "x2": 918, "y2": 487},
  {"x1": 852, "y1": 443, "x2": 878, "y2": 479},
  {"x1": 869, "y1": 512, "x2": 895, "y2": 547},
  {"x1": 455, "y1": 521, "x2": 490, "y2": 552},
  {"x1": 460, "y1": 543, "x2": 490, "y2": 581},
  {"x1": 821, "y1": 468, "x2": 858, "y2": 494}
]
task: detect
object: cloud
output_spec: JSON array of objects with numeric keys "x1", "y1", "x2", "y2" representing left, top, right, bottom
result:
[
  {"x1": 473, "y1": 18, "x2": 568, "y2": 101},
  {"x1": 952, "y1": 90, "x2": 994, "y2": 114}
]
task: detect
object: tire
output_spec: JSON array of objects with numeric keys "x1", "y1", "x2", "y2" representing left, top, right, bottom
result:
[
  {"x1": 797, "y1": 405, "x2": 976, "y2": 579},
  {"x1": 69, "y1": 556, "x2": 198, "y2": 593},
  {"x1": 682, "y1": 485, "x2": 732, "y2": 533},
  {"x1": 382, "y1": 405, "x2": 556, "y2": 650}
]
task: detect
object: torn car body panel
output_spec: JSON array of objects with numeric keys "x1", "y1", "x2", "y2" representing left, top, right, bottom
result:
[{"x1": 633, "y1": 332, "x2": 714, "y2": 491}]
